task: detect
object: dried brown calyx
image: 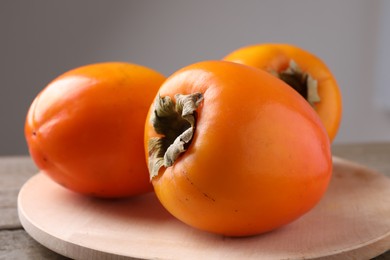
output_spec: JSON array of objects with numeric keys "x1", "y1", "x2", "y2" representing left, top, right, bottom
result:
[
  {"x1": 273, "y1": 60, "x2": 320, "y2": 107},
  {"x1": 148, "y1": 93, "x2": 204, "y2": 179}
]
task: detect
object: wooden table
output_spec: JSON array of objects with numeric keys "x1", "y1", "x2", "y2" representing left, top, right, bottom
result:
[{"x1": 1, "y1": 143, "x2": 389, "y2": 259}]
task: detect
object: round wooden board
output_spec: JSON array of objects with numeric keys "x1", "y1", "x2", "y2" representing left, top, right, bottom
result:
[{"x1": 18, "y1": 157, "x2": 390, "y2": 260}]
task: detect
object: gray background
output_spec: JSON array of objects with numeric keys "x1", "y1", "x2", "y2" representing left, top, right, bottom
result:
[{"x1": 2, "y1": 0, "x2": 390, "y2": 155}]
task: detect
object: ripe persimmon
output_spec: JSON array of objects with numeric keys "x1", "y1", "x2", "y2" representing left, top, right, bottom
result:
[
  {"x1": 144, "y1": 60, "x2": 332, "y2": 236},
  {"x1": 223, "y1": 43, "x2": 342, "y2": 142},
  {"x1": 25, "y1": 62, "x2": 166, "y2": 198}
]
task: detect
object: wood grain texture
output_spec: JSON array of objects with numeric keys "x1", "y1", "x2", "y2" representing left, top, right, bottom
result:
[
  {"x1": 0, "y1": 156, "x2": 37, "y2": 229},
  {"x1": 2, "y1": 144, "x2": 390, "y2": 259},
  {"x1": 17, "y1": 157, "x2": 390, "y2": 260},
  {"x1": 0, "y1": 156, "x2": 68, "y2": 259},
  {"x1": 0, "y1": 229, "x2": 68, "y2": 260},
  {"x1": 332, "y1": 142, "x2": 390, "y2": 175}
]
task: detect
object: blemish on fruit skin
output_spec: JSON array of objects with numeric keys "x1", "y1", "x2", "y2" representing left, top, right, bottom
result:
[
  {"x1": 202, "y1": 192, "x2": 216, "y2": 202},
  {"x1": 183, "y1": 171, "x2": 216, "y2": 202},
  {"x1": 184, "y1": 174, "x2": 194, "y2": 185}
]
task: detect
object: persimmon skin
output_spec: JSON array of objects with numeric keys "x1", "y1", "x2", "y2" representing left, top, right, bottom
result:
[
  {"x1": 25, "y1": 62, "x2": 166, "y2": 198},
  {"x1": 145, "y1": 61, "x2": 332, "y2": 236},
  {"x1": 223, "y1": 43, "x2": 342, "y2": 142}
]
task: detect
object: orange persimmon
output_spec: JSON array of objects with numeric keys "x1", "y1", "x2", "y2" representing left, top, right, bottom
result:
[
  {"x1": 144, "y1": 60, "x2": 332, "y2": 236},
  {"x1": 25, "y1": 62, "x2": 166, "y2": 198},
  {"x1": 223, "y1": 43, "x2": 342, "y2": 142}
]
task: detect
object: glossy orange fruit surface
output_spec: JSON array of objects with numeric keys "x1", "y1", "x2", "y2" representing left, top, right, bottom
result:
[
  {"x1": 25, "y1": 62, "x2": 166, "y2": 198},
  {"x1": 144, "y1": 60, "x2": 332, "y2": 236},
  {"x1": 223, "y1": 43, "x2": 342, "y2": 142}
]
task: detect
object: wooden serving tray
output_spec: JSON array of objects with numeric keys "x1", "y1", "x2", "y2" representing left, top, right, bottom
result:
[{"x1": 18, "y1": 157, "x2": 390, "y2": 260}]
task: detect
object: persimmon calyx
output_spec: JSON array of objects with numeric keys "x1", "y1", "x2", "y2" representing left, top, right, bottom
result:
[
  {"x1": 274, "y1": 60, "x2": 320, "y2": 107},
  {"x1": 148, "y1": 93, "x2": 204, "y2": 179}
]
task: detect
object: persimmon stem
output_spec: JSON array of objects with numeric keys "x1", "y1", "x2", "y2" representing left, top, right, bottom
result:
[
  {"x1": 148, "y1": 93, "x2": 203, "y2": 179},
  {"x1": 275, "y1": 60, "x2": 320, "y2": 107}
]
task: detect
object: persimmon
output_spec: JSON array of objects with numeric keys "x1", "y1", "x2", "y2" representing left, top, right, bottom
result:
[
  {"x1": 25, "y1": 62, "x2": 166, "y2": 198},
  {"x1": 144, "y1": 60, "x2": 332, "y2": 236},
  {"x1": 223, "y1": 43, "x2": 342, "y2": 142}
]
